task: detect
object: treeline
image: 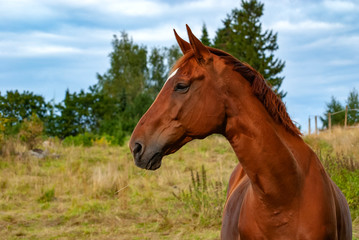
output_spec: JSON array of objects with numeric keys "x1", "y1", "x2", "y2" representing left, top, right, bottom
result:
[
  {"x1": 0, "y1": 33, "x2": 182, "y2": 145},
  {"x1": 0, "y1": 0, "x2": 287, "y2": 146},
  {"x1": 321, "y1": 88, "x2": 359, "y2": 128}
]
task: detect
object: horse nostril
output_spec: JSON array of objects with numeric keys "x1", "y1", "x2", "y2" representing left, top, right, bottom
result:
[{"x1": 133, "y1": 142, "x2": 143, "y2": 158}]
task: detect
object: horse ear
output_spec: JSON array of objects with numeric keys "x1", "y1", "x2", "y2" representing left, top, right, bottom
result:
[
  {"x1": 186, "y1": 24, "x2": 211, "y2": 65},
  {"x1": 174, "y1": 29, "x2": 191, "y2": 54}
]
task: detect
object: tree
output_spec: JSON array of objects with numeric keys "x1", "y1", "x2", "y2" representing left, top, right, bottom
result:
[
  {"x1": 200, "y1": 23, "x2": 211, "y2": 46},
  {"x1": 166, "y1": 45, "x2": 182, "y2": 70},
  {"x1": 320, "y1": 96, "x2": 344, "y2": 129},
  {"x1": 213, "y1": 0, "x2": 286, "y2": 98},
  {"x1": 95, "y1": 32, "x2": 152, "y2": 138},
  {"x1": 148, "y1": 47, "x2": 167, "y2": 97},
  {"x1": 97, "y1": 32, "x2": 148, "y2": 105},
  {"x1": 0, "y1": 90, "x2": 48, "y2": 134},
  {"x1": 346, "y1": 88, "x2": 359, "y2": 125}
]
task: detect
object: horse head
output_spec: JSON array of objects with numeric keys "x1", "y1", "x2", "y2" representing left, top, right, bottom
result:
[{"x1": 129, "y1": 25, "x2": 227, "y2": 170}]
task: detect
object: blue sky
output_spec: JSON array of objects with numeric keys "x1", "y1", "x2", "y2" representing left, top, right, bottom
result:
[{"x1": 1, "y1": 0, "x2": 358, "y2": 133}]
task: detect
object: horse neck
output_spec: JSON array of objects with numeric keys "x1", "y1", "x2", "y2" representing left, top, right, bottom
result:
[{"x1": 222, "y1": 72, "x2": 311, "y2": 205}]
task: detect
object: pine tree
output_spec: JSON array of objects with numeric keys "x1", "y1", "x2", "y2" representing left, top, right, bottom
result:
[
  {"x1": 214, "y1": 0, "x2": 286, "y2": 98},
  {"x1": 346, "y1": 88, "x2": 359, "y2": 125},
  {"x1": 200, "y1": 23, "x2": 211, "y2": 46},
  {"x1": 320, "y1": 96, "x2": 344, "y2": 129}
]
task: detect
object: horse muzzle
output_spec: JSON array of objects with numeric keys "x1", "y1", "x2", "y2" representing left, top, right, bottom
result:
[{"x1": 130, "y1": 142, "x2": 163, "y2": 171}]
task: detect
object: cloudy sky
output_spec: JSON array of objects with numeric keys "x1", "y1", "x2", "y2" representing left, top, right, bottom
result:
[{"x1": 1, "y1": 0, "x2": 358, "y2": 133}]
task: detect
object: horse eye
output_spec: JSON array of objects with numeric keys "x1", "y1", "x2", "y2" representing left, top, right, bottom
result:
[{"x1": 174, "y1": 83, "x2": 190, "y2": 93}]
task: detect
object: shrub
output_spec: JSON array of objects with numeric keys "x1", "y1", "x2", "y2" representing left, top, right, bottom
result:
[
  {"x1": 62, "y1": 132, "x2": 97, "y2": 147},
  {"x1": 19, "y1": 113, "x2": 43, "y2": 150}
]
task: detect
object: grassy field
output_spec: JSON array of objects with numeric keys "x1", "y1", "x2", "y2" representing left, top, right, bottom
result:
[{"x1": 0, "y1": 128, "x2": 358, "y2": 239}]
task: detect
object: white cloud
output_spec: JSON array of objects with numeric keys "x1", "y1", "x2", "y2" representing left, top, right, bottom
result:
[
  {"x1": 0, "y1": 28, "x2": 114, "y2": 58},
  {"x1": 301, "y1": 35, "x2": 359, "y2": 50},
  {"x1": 0, "y1": 41, "x2": 82, "y2": 57},
  {"x1": 128, "y1": 24, "x2": 174, "y2": 44},
  {"x1": 323, "y1": 0, "x2": 359, "y2": 12},
  {"x1": 272, "y1": 20, "x2": 343, "y2": 33},
  {"x1": 0, "y1": 0, "x2": 59, "y2": 21},
  {"x1": 328, "y1": 59, "x2": 357, "y2": 66}
]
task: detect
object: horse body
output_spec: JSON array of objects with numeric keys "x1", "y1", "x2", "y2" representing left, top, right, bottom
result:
[
  {"x1": 220, "y1": 68, "x2": 351, "y2": 239},
  {"x1": 129, "y1": 25, "x2": 352, "y2": 239}
]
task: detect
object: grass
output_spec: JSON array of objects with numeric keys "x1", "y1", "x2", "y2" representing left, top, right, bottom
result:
[
  {"x1": 0, "y1": 135, "x2": 236, "y2": 239},
  {"x1": 0, "y1": 128, "x2": 358, "y2": 239}
]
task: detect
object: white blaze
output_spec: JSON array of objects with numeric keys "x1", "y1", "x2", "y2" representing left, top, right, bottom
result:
[{"x1": 166, "y1": 68, "x2": 179, "y2": 83}]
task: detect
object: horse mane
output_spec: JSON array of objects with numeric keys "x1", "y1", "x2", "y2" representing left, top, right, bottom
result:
[{"x1": 172, "y1": 48, "x2": 301, "y2": 136}]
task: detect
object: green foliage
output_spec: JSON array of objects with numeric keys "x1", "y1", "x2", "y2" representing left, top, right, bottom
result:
[
  {"x1": 200, "y1": 23, "x2": 211, "y2": 46},
  {"x1": 97, "y1": 32, "x2": 148, "y2": 104},
  {"x1": 38, "y1": 188, "x2": 55, "y2": 203},
  {"x1": 62, "y1": 132, "x2": 125, "y2": 147},
  {"x1": 0, "y1": 90, "x2": 47, "y2": 135},
  {"x1": 320, "y1": 88, "x2": 359, "y2": 128},
  {"x1": 19, "y1": 113, "x2": 44, "y2": 150},
  {"x1": 62, "y1": 132, "x2": 97, "y2": 147},
  {"x1": 347, "y1": 88, "x2": 359, "y2": 125},
  {"x1": 213, "y1": 0, "x2": 286, "y2": 98},
  {"x1": 0, "y1": 113, "x2": 9, "y2": 147},
  {"x1": 52, "y1": 86, "x2": 121, "y2": 139},
  {"x1": 321, "y1": 96, "x2": 344, "y2": 128},
  {"x1": 173, "y1": 166, "x2": 226, "y2": 226},
  {"x1": 94, "y1": 33, "x2": 182, "y2": 141},
  {"x1": 166, "y1": 45, "x2": 182, "y2": 70},
  {"x1": 148, "y1": 47, "x2": 167, "y2": 97}
]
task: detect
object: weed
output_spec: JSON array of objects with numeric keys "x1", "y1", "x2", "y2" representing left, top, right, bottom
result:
[
  {"x1": 172, "y1": 165, "x2": 226, "y2": 227},
  {"x1": 38, "y1": 188, "x2": 55, "y2": 203}
]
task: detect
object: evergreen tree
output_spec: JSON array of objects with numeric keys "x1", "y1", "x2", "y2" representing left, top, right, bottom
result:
[
  {"x1": 320, "y1": 96, "x2": 344, "y2": 129},
  {"x1": 346, "y1": 88, "x2": 359, "y2": 125},
  {"x1": 214, "y1": 0, "x2": 286, "y2": 98},
  {"x1": 200, "y1": 23, "x2": 211, "y2": 46}
]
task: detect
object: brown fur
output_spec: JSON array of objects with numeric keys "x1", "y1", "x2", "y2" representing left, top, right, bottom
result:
[{"x1": 172, "y1": 48, "x2": 301, "y2": 136}]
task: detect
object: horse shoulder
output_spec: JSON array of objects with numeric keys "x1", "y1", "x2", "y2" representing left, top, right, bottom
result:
[{"x1": 295, "y1": 156, "x2": 352, "y2": 240}]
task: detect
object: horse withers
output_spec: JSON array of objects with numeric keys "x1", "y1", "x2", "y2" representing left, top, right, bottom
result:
[{"x1": 129, "y1": 25, "x2": 352, "y2": 240}]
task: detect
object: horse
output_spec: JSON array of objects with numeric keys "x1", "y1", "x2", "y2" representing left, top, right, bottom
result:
[{"x1": 129, "y1": 25, "x2": 352, "y2": 239}]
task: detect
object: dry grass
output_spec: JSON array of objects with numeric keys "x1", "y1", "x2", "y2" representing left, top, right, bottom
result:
[
  {"x1": 0, "y1": 130, "x2": 358, "y2": 239},
  {"x1": 306, "y1": 126, "x2": 359, "y2": 161},
  {"x1": 0, "y1": 135, "x2": 236, "y2": 239}
]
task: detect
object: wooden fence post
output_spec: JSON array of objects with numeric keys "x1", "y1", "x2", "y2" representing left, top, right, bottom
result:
[
  {"x1": 308, "y1": 117, "x2": 311, "y2": 135},
  {"x1": 315, "y1": 116, "x2": 318, "y2": 135},
  {"x1": 344, "y1": 105, "x2": 348, "y2": 128},
  {"x1": 328, "y1": 113, "x2": 331, "y2": 131}
]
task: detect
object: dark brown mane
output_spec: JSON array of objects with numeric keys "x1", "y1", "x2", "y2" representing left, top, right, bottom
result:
[{"x1": 172, "y1": 48, "x2": 301, "y2": 136}]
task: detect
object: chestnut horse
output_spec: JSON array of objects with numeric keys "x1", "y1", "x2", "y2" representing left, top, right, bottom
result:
[{"x1": 129, "y1": 25, "x2": 352, "y2": 239}]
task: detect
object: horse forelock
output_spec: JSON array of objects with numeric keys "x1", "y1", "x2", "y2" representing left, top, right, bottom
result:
[{"x1": 171, "y1": 48, "x2": 301, "y2": 136}]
